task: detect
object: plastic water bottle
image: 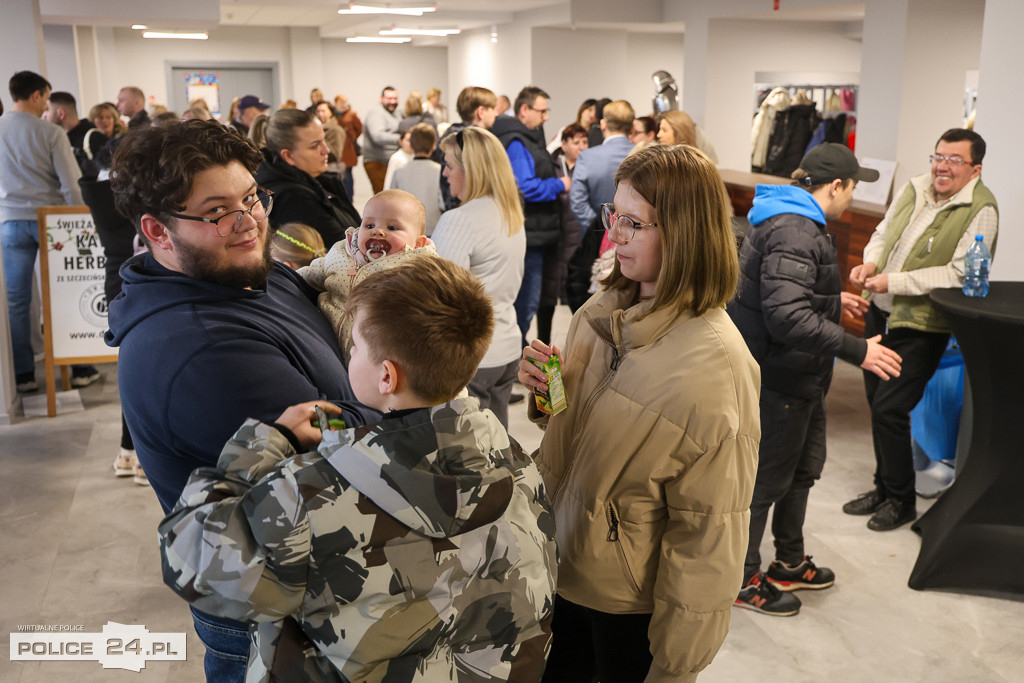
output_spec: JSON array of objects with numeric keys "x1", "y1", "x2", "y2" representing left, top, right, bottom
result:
[{"x1": 962, "y1": 234, "x2": 991, "y2": 298}]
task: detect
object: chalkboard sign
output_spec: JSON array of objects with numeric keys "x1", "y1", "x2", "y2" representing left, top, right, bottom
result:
[{"x1": 37, "y1": 206, "x2": 118, "y2": 417}]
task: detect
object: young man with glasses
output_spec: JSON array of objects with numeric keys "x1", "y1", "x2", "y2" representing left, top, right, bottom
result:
[
  {"x1": 491, "y1": 85, "x2": 570, "y2": 347},
  {"x1": 845, "y1": 128, "x2": 998, "y2": 532},
  {"x1": 105, "y1": 119, "x2": 378, "y2": 682},
  {"x1": 728, "y1": 143, "x2": 901, "y2": 616}
]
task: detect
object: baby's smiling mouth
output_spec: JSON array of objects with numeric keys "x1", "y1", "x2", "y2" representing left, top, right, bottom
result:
[{"x1": 365, "y1": 238, "x2": 391, "y2": 260}]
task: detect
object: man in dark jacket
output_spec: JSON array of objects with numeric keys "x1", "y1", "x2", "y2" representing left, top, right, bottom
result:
[
  {"x1": 728, "y1": 143, "x2": 900, "y2": 616},
  {"x1": 105, "y1": 120, "x2": 378, "y2": 681},
  {"x1": 490, "y1": 85, "x2": 568, "y2": 345}
]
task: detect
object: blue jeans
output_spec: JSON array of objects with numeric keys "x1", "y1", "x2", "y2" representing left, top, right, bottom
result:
[
  {"x1": 190, "y1": 607, "x2": 250, "y2": 682},
  {"x1": 513, "y1": 246, "x2": 546, "y2": 348},
  {"x1": 1, "y1": 220, "x2": 40, "y2": 376}
]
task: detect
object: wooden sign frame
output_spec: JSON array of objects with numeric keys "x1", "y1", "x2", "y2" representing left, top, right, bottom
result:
[{"x1": 36, "y1": 206, "x2": 118, "y2": 417}]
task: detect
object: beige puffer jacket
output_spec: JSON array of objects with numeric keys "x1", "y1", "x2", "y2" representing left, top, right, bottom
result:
[{"x1": 534, "y1": 285, "x2": 760, "y2": 681}]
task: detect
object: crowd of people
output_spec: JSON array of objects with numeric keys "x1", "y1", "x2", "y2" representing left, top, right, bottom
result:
[{"x1": 0, "y1": 67, "x2": 999, "y2": 682}]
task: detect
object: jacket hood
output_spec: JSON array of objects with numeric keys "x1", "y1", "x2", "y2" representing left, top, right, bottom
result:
[
  {"x1": 255, "y1": 148, "x2": 318, "y2": 187},
  {"x1": 320, "y1": 398, "x2": 516, "y2": 539},
  {"x1": 748, "y1": 184, "x2": 826, "y2": 226},
  {"x1": 104, "y1": 253, "x2": 267, "y2": 347}
]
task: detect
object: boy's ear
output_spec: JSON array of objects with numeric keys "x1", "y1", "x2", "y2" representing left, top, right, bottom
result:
[
  {"x1": 379, "y1": 359, "x2": 401, "y2": 396},
  {"x1": 140, "y1": 214, "x2": 174, "y2": 251},
  {"x1": 414, "y1": 235, "x2": 429, "y2": 248}
]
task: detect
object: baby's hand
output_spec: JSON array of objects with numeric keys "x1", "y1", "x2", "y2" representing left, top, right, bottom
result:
[{"x1": 346, "y1": 231, "x2": 371, "y2": 266}]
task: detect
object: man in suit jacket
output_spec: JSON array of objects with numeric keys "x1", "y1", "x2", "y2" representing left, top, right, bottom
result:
[{"x1": 569, "y1": 99, "x2": 636, "y2": 234}]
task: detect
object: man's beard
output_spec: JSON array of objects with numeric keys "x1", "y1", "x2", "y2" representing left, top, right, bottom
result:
[{"x1": 173, "y1": 229, "x2": 274, "y2": 289}]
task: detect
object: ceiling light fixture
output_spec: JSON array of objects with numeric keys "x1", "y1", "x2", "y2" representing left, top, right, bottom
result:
[
  {"x1": 379, "y1": 28, "x2": 460, "y2": 37},
  {"x1": 142, "y1": 31, "x2": 209, "y2": 40},
  {"x1": 346, "y1": 36, "x2": 413, "y2": 43},
  {"x1": 338, "y1": 3, "x2": 437, "y2": 16},
  {"x1": 131, "y1": 25, "x2": 147, "y2": 30}
]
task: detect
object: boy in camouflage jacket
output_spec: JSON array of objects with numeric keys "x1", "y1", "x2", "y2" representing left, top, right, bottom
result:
[{"x1": 159, "y1": 257, "x2": 558, "y2": 682}]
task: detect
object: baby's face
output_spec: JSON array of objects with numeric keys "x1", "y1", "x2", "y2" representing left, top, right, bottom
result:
[{"x1": 357, "y1": 199, "x2": 425, "y2": 261}]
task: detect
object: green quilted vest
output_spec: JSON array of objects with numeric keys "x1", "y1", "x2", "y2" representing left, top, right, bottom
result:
[{"x1": 869, "y1": 177, "x2": 997, "y2": 333}]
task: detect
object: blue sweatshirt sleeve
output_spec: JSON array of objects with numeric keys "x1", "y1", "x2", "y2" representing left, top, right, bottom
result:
[{"x1": 507, "y1": 140, "x2": 565, "y2": 202}]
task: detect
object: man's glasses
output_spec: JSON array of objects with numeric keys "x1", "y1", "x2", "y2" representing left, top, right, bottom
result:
[
  {"x1": 929, "y1": 154, "x2": 974, "y2": 167},
  {"x1": 528, "y1": 105, "x2": 550, "y2": 115},
  {"x1": 166, "y1": 188, "x2": 274, "y2": 237},
  {"x1": 600, "y1": 203, "x2": 658, "y2": 242}
]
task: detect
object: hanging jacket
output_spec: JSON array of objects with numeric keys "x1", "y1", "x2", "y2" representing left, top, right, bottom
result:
[
  {"x1": 751, "y1": 87, "x2": 790, "y2": 171},
  {"x1": 764, "y1": 103, "x2": 821, "y2": 178}
]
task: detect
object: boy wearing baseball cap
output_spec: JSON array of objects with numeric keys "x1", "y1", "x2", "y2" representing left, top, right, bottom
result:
[{"x1": 728, "y1": 143, "x2": 902, "y2": 616}]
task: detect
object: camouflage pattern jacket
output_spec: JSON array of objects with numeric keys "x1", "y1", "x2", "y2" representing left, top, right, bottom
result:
[{"x1": 159, "y1": 398, "x2": 558, "y2": 682}]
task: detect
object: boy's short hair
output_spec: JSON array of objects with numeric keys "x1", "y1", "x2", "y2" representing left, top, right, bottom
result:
[
  {"x1": 366, "y1": 189, "x2": 427, "y2": 235},
  {"x1": 456, "y1": 86, "x2": 496, "y2": 123},
  {"x1": 48, "y1": 91, "x2": 77, "y2": 113},
  {"x1": 408, "y1": 123, "x2": 437, "y2": 156},
  {"x1": 561, "y1": 123, "x2": 588, "y2": 143},
  {"x1": 347, "y1": 257, "x2": 493, "y2": 403}
]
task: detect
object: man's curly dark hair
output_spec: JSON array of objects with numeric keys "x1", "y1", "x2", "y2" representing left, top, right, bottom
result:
[{"x1": 110, "y1": 120, "x2": 262, "y2": 237}]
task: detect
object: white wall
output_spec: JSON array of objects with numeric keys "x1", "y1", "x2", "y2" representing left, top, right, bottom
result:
[
  {"x1": 704, "y1": 19, "x2": 863, "y2": 171},
  {"x1": 891, "y1": 0, "x2": 984, "y2": 191},
  {"x1": 41, "y1": 24, "x2": 78, "y2": 101},
  {"x1": 532, "y1": 27, "x2": 629, "y2": 129},
  {"x1": 319, "y1": 40, "x2": 446, "y2": 120},
  {"x1": 976, "y1": 0, "x2": 1024, "y2": 281},
  {"x1": 626, "y1": 33, "x2": 685, "y2": 118},
  {"x1": 447, "y1": 23, "x2": 532, "y2": 114}
]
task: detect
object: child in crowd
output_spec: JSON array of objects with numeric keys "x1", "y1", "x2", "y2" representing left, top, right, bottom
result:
[
  {"x1": 382, "y1": 126, "x2": 414, "y2": 190},
  {"x1": 390, "y1": 122, "x2": 444, "y2": 235},
  {"x1": 158, "y1": 257, "x2": 558, "y2": 681},
  {"x1": 300, "y1": 189, "x2": 436, "y2": 362},
  {"x1": 269, "y1": 222, "x2": 326, "y2": 269}
]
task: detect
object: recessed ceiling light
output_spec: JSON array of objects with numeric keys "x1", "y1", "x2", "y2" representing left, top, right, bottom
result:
[
  {"x1": 379, "y1": 28, "x2": 460, "y2": 37},
  {"x1": 142, "y1": 31, "x2": 209, "y2": 40},
  {"x1": 131, "y1": 25, "x2": 147, "y2": 30},
  {"x1": 346, "y1": 36, "x2": 413, "y2": 43},
  {"x1": 338, "y1": 3, "x2": 437, "y2": 16}
]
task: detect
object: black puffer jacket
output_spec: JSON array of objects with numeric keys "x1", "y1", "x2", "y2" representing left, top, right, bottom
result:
[
  {"x1": 255, "y1": 149, "x2": 361, "y2": 249},
  {"x1": 490, "y1": 116, "x2": 561, "y2": 248},
  {"x1": 727, "y1": 184, "x2": 866, "y2": 399}
]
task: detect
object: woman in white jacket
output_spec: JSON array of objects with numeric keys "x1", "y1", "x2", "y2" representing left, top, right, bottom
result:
[{"x1": 432, "y1": 126, "x2": 525, "y2": 428}]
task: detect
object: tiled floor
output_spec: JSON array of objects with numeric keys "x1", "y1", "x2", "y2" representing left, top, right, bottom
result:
[{"x1": 2, "y1": 306, "x2": 1022, "y2": 682}]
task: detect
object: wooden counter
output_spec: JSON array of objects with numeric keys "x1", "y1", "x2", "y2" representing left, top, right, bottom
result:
[{"x1": 721, "y1": 169, "x2": 888, "y2": 337}]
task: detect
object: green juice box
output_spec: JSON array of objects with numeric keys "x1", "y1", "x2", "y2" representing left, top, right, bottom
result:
[{"x1": 532, "y1": 354, "x2": 567, "y2": 416}]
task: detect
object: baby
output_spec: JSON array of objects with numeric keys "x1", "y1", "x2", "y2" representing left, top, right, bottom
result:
[{"x1": 301, "y1": 189, "x2": 437, "y2": 362}]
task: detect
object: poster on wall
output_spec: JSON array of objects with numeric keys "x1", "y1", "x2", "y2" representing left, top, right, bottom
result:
[{"x1": 185, "y1": 71, "x2": 221, "y2": 120}]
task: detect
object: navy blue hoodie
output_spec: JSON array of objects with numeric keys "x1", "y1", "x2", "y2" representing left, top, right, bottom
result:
[{"x1": 106, "y1": 253, "x2": 379, "y2": 512}]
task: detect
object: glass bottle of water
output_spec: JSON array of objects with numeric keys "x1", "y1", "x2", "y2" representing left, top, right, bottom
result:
[{"x1": 962, "y1": 234, "x2": 991, "y2": 298}]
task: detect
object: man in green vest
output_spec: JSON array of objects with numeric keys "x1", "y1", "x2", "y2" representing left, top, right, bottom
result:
[{"x1": 843, "y1": 128, "x2": 998, "y2": 532}]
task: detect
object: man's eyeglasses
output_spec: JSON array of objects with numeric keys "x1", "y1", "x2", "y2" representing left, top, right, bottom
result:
[
  {"x1": 929, "y1": 154, "x2": 974, "y2": 167},
  {"x1": 600, "y1": 203, "x2": 658, "y2": 242},
  {"x1": 528, "y1": 105, "x2": 550, "y2": 116},
  {"x1": 166, "y1": 188, "x2": 274, "y2": 237}
]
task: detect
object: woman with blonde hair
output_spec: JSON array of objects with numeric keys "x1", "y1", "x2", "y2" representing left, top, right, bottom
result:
[
  {"x1": 519, "y1": 144, "x2": 759, "y2": 682},
  {"x1": 90, "y1": 102, "x2": 127, "y2": 139},
  {"x1": 432, "y1": 126, "x2": 526, "y2": 428},
  {"x1": 658, "y1": 110, "x2": 720, "y2": 164}
]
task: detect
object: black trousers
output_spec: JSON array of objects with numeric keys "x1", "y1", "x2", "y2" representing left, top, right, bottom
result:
[
  {"x1": 863, "y1": 304, "x2": 949, "y2": 505},
  {"x1": 744, "y1": 388, "x2": 827, "y2": 579},
  {"x1": 542, "y1": 595, "x2": 653, "y2": 683}
]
